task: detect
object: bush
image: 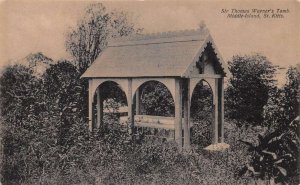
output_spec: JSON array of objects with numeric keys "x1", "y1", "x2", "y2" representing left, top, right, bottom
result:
[
  {"x1": 0, "y1": 62, "x2": 89, "y2": 184},
  {"x1": 263, "y1": 65, "x2": 300, "y2": 129},
  {"x1": 0, "y1": 64, "x2": 46, "y2": 183},
  {"x1": 238, "y1": 124, "x2": 299, "y2": 184},
  {"x1": 1, "y1": 60, "x2": 282, "y2": 185},
  {"x1": 225, "y1": 54, "x2": 278, "y2": 126},
  {"x1": 281, "y1": 66, "x2": 299, "y2": 124},
  {"x1": 0, "y1": 65, "x2": 43, "y2": 124}
]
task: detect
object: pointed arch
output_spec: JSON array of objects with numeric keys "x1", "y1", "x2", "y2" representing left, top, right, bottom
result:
[{"x1": 190, "y1": 79, "x2": 214, "y2": 147}]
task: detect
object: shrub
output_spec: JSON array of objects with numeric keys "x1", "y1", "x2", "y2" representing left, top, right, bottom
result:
[
  {"x1": 0, "y1": 65, "x2": 43, "y2": 124},
  {"x1": 263, "y1": 65, "x2": 300, "y2": 129},
  {"x1": 0, "y1": 61, "x2": 275, "y2": 185},
  {"x1": 225, "y1": 54, "x2": 278, "y2": 126},
  {"x1": 281, "y1": 66, "x2": 299, "y2": 124},
  {"x1": 0, "y1": 64, "x2": 46, "y2": 183},
  {"x1": 0, "y1": 62, "x2": 90, "y2": 184},
  {"x1": 239, "y1": 122, "x2": 299, "y2": 184}
]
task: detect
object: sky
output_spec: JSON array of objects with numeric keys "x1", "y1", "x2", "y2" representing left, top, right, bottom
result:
[{"x1": 0, "y1": 0, "x2": 299, "y2": 84}]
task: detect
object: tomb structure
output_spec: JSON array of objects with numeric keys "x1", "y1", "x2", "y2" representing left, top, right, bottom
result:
[{"x1": 81, "y1": 26, "x2": 229, "y2": 150}]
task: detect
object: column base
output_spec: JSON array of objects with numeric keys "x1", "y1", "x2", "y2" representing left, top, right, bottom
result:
[
  {"x1": 88, "y1": 120, "x2": 93, "y2": 132},
  {"x1": 204, "y1": 143, "x2": 230, "y2": 151}
]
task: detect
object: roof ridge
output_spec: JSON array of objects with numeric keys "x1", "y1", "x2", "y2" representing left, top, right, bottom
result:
[{"x1": 109, "y1": 27, "x2": 210, "y2": 45}]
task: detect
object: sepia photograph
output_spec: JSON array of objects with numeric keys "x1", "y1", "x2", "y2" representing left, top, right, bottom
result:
[{"x1": 0, "y1": 0, "x2": 299, "y2": 184}]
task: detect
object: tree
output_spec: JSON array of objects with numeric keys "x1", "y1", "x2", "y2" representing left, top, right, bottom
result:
[
  {"x1": 263, "y1": 88, "x2": 285, "y2": 128},
  {"x1": 263, "y1": 65, "x2": 300, "y2": 129},
  {"x1": 42, "y1": 60, "x2": 84, "y2": 115},
  {"x1": 42, "y1": 61, "x2": 87, "y2": 145},
  {"x1": 282, "y1": 66, "x2": 300, "y2": 123},
  {"x1": 26, "y1": 52, "x2": 53, "y2": 76},
  {"x1": 0, "y1": 62, "x2": 91, "y2": 183},
  {"x1": 0, "y1": 64, "x2": 43, "y2": 123},
  {"x1": 225, "y1": 54, "x2": 278, "y2": 126},
  {"x1": 65, "y1": 3, "x2": 142, "y2": 73},
  {"x1": 0, "y1": 64, "x2": 56, "y2": 182}
]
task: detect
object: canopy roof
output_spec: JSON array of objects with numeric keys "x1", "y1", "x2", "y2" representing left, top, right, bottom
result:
[{"x1": 81, "y1": 28, "x2": 227, "y2": 78}]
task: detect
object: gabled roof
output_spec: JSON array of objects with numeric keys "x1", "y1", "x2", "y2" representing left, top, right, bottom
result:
[{"x1": 81, "y1": 28, "x2": 227, "y2": 78}]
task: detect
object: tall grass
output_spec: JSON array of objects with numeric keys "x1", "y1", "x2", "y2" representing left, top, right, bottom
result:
[{"x1": 1, "y1": 115, "x2": 258, "y2": 185}]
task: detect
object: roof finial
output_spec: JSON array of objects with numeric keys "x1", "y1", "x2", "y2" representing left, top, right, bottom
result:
[
  {"x1": 198, "y1": 20, "x2": 206, "y2": 31},
  {"x1": 198, "y1": 20, "x2": 209, "y2": 35}
]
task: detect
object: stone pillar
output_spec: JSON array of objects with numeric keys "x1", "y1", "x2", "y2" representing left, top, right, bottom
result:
[
  {"x1": 183, "y1": 79, "x2": 191, "y2": 151},
  {"x1": 136, "y1": 87, "x2": 140, "y2": 115},
  {"x1": 213, "y1": 78, "x2": 219, "y2": 144},
  {"x1": 96, "y1": 87, "x2": 103, "y2": 129},
  {"x1": 219, "y1": 78, "x2": 224, "y2": 143},
  {"x1": 175, "y1": 78, "x2": 183, "y2": 148},
  {"x1": 88, "y1": 79, "x2": 93, "y2": 132},
  {"x1": 128, "y1": 78, "x2": 134, "y2": 134}
]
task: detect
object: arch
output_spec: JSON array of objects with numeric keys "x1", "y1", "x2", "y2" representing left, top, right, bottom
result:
[
  {"x1": 190, "y1": 78, "x2": 216, "y2": 103},
  {"x1": 190, "y1": 79, "x2": 214, "y2": 147},
  {"x1": 190, "y1": 79, "x2": 214, "y2": 118},
  {"x1": 94, "y1": 81, "x2": 128, "y2": 105},
  {"x1": 90, "y1": 79, "x2": 129, "y2": 103},
  {"x1": 133, "y1": 80, "x2": 175, "y2": 117},
  {"x1": 191, "y1": 79, "x2": 213, "y2": 94},
  {"x1": 132, "y1": 78, "x2": 176, "y2": 100},
  {"x1": 93, "y1": 80, "x2": 119, "y2": 94},
  {"x1": 90, "y1": 80, "x2": 129, "y2": 130}
]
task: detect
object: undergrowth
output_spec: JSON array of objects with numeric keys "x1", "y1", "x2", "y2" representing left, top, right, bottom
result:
[{"x1": 1, "y1": 116, "x2": 256, "y2": 185}]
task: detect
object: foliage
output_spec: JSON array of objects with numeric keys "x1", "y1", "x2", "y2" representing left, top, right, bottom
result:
[
  {"x1": 139, "y1": 79, "x2": 214, "y2": 120},
  {"x1": 1, "y1": 13, "x2": 298, "y2": 183},
  {"x1": 1, "y1": 2, "x2": 282, "y2": 185},
  {"x1": 263, "y1": 88, "x2": 285, "y2": 128},
  {"x1": 190, "y1": 82, "x2": 213, "y2": 147},
  {"x1": 46, "y1": 61, "x2": 87, "y2": 112},
  {"x1": 16, "y1": 121, "x2": 251, "y2": 185},
  {"x1": 0, "y1": 61, "x2": 278, "y2": 185},
  {"x1": 225, "y1": 54, "x2": 278, "y2": 126},
  {"x1": 0, "y1": 64, "x2": 49, "y2": 182},
  {"x1": 96, "y1": 81, "x2": 127, "y2": 106},
  {"x1": 65, "y1": 3, "x2": 142, "y2": 73},
  {"x1": 281, "y1": 66, "x2": 300, "y2": 124},
  {"x1": 0, "y1": 64, "x2": 43, "y2": 124},
  {"x1": 140, "y1": 81, "x2": 174, "y2": 116},
  {"x1": 64, "y1": 2, "x2": 142, "y2": 125},
  {"x1": 42, "y1": 60, "x2": 88, "y2": 146},
  {"x1": 251, "y1": 65, "x2": 300, "y2": 184},
  {"x1": 0, "y1": 62, "x2": 89, "y2": 183},
  {"x1": 239, "y1": 124, "x2": 299, "y2": 184},
  {"x1": 0, "y1": 63, "x2": 251, "y2": 184},
  {"x1": 263, "y1": 65, "x2": 300, "y2": 129},
  {"x1": 43, "y1": 60, "x2": 86, "y2": 117},
  {"x1": 26, "y1": 52, "x2": 53, "y2": 67},
  {"x1": 191, "y1": 81, "x2": 213, "y2": 122}
]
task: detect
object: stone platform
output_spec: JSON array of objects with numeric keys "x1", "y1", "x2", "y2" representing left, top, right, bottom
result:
[{"x1": 204, "y1": 143, "x2": 230, "y2": 151}]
